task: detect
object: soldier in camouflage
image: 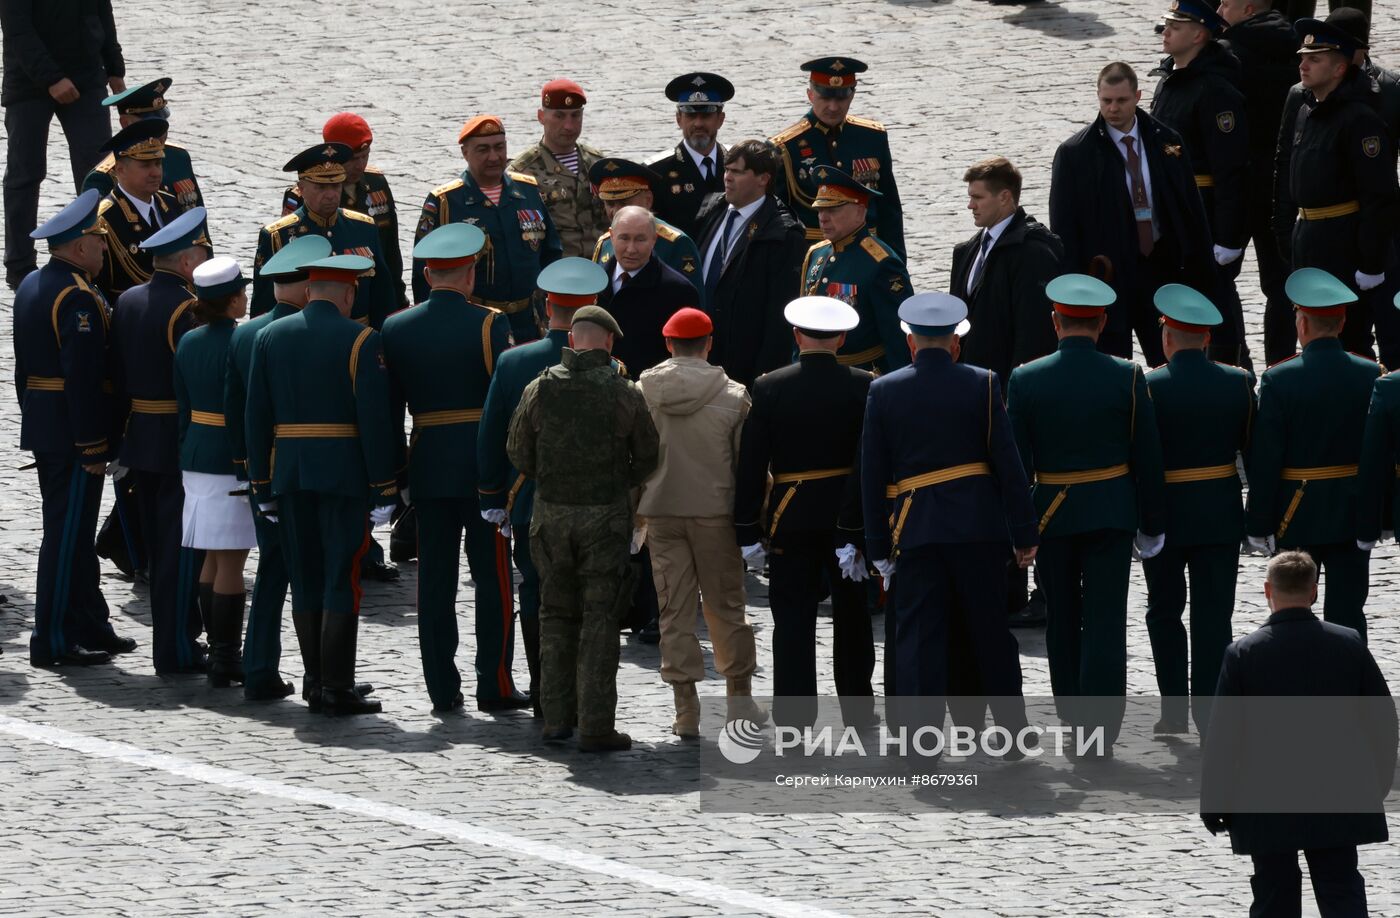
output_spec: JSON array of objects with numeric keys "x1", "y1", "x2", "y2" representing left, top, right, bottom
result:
[{"x1": 506, "y1": 305, "x2": 660, "y2": 752}]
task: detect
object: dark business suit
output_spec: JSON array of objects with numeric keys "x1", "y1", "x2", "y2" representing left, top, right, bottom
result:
[{"x1": 597, "y1": 253, "x2": 699, "y2": 377}]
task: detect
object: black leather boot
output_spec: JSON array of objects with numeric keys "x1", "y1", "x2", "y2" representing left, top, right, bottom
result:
[
  {"x1": 292, "y1": 611, "x2": 322, "y2": 710},
  {"x1": 197, "y1": 582, "x2": 215, "y2": 638},
  {"x1": 520, "y1": 614, "x2": 541, "y2": 719},
  {"x1": 319, "y1": 614, "x2": 381, "y2": 716},
  {"x1": 207, "y1": 592, "x2": 246, "y2": 687}
]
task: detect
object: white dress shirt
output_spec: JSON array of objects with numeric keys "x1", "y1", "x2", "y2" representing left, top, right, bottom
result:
[
  {"x1": 1105, "y1": 119, "x2": 1158, "y2": 238},
  {"x1": 965, "y1": 211, "x2": 1015, "y2": 292},
  {"x1": 118, "y1": 184, "x2": 162, "y2": 228},
  {"x1": 612, "y1": 262, "x2": 640, "y2": 294},
  {"x1": 701, "y1": 196, "x2": 765, "y2": 282},
  {"x1": 683, "y1": 140, "x2": 720, "y2": 181}
]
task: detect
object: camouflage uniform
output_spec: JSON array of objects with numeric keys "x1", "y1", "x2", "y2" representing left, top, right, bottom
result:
[
  {"x1": 506, "y1": 347, "x2": 660, "y2": 734},
  {"x1": 508, "y1": 142, "x2": 609, "y2": 258}
]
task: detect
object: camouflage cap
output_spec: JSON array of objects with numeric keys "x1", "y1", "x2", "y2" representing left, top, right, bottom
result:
[{"x1": 571, "y1": 304, "x2": 623, "y2": 337}]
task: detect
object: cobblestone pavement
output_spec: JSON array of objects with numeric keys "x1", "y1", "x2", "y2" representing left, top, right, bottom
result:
[{"x1": 1, "y1": 0, "x2": 1398, "y2": 914}]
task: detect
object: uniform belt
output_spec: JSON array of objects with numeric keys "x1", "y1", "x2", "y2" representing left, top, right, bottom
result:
[
  {"x1": 1276, "y1": 465, "x2": 1359, "y2": 540},
  {"x1": 189, "y1": 410, "x2": 225, "y2": 427},
  {"x1": 472, "y1": 296, "x2": 532, "y2": 314},
  {"x1": 1298, "y1": 201, "x2": 1360, "y2": 221},
  {"x1": 804, "y1": 227, "x2": 824, "y2": 241},
  {"x1": 413, "y1": 409, "x2": 484, "y2": 427},
  {"x1": 837, "y1": 345, "x2": 885, "y2": 367},
  {"x1": 1193, "y1": 175, "x2": 1214, "y2": 188},
  {"x1": 768, "y1": 466, "x2": 853, "y2": 537},
  {"x1": 25, "y1": 375, "x2": 65, "y2": 391},
  {"x1": 130, "y1": 398, "x2": 178, "y2": 415},
  {"x1": 274, "y1": 423, "x2": 359, "y2": 437},
  {"x1": 1163, "y1": 463, "x2": 1237, "y2": 484},
  {"x1": 884, "y1": 462, "x2": 993, "y2": 552},
  {"x1": 504, "y1": 472, "x2": 528, "y2": 515},
  {"x1": 1035, "y1": 463, "x2": 1130, "y2": 534}
]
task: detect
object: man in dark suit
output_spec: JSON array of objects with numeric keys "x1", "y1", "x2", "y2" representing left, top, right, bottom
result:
[
  {"x1": 597, "y1": 205, "x2": 699, "y2": 377},
  {"x1": 1049, "y1": 62, "x2": 1213, "y2": 365},
  {"x1": 695, "y1": 139, "x2": 807, "y2": 388},
  {"x1": 1202, "y1": 551, "x2": 1395, "y2": 918},
  {"x1": 649, "y1": 72, "x2": 731, "y2": 239}
]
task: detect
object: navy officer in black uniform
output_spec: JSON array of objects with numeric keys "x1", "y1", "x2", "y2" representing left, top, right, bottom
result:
[{"x1": 649, "y1": 72, "x2": 733, "y2": 239}]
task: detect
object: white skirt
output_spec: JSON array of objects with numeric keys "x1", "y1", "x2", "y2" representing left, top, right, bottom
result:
[{"x1": 181, "y1": 471, "x2": 257, "y2": 550}]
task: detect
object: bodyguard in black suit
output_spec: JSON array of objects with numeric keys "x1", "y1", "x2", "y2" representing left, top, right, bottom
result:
[
  {"x1": 1049, "y1": 62, "x2": 1213, "y2": 365},
  {"x1": 1202, "y1": 551, "x2": 1396, "y2": 918},
  {"x1": 649, "y1": 72, "x2": 732, "y2": 240},
  {"x1": 597, "y1": 206, "x2": 699, "y2": 377},
  {"x1": 695, "y1": 139, "x2": 807, "y2": 388}
]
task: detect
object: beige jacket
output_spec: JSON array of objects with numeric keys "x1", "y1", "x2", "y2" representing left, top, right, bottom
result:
[{"x1": 638, "y1": 357, "x2": 750, "y2": 519}]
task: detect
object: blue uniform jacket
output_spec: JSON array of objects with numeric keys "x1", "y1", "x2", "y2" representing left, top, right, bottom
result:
[{"x1": 111, "y1": 269, "x2": 196, "y2": 474}]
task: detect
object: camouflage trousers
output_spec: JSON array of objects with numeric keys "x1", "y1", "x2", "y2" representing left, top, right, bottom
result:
[{"x1": 530, "y1": 498, "x2": 636, "y2": 735}]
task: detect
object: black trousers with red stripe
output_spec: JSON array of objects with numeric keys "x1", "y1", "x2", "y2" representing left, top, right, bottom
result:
[
  {"x1": 416, "y1": 497, "x2": 518, "y2": 706},
  {"x1": 279, "y1": 492, "x2": 370, "y2": 617}
]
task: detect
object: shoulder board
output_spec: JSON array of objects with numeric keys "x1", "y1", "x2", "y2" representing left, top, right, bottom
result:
[
  {"x1": 1266, "y1": 352, "x2": 1301, "y2": 370},
  {"x1": 655, "y1": 222, "x2": 681, "y2": 243},
  {"x1": 94, "y1": 153, "x2": 115, "y2": 175},
  {"x1": 364, "y1": 164, "x2": 383, "y2": 175},
  {"x1": 163, "y1": 141, "x2": 186, "y2": 154},
  {"x1": 508, "y1": 171, "x2": 538, "y2": 186},
  {"x1": 577, "y1": 142, "x2": 605, "y2": 158},
  {"x1": 844, "y1": 114, "x2": 886, "y2": 132},
  {"x1": 770, "y1": 120, "x2": 810, "y2": 145},
  {"x1": 97, "y1": 198, "x2": 115, "y2": 216},
  {"x1": 591, "y1": 232, "x2": 609, "y2": 262},
  {"x1": 341, "y1": 208, "x2": 375, "y2": 224},
  {"x1": 432, "y1": 178, "x2": 464, "y2": 197},
  {"x1": 859, "y1": 236, "x2": 889, "y2": 263},
  {"x1": 804, "y1": 240, "x2": 829, "y2": 258},
  {"x1": 1348, "y1": 350, "x2": 1381, "y2": 365},
  {"x1": 264, "y1": 212, "x2": 300, "y2": 233},
  {"x1": 510, "y1": 147, "x2": 543, "y2": 167}
]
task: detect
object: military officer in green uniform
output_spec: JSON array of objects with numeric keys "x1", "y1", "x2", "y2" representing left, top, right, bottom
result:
[
  {"x1": 225, "y1": 234, "x2": 332, "y2": 701},
  {"x1": 245, "y1": 255, "x2": 398, "y2": 715},
  {"x1": 280, "y1": 113, "x2": 407, "y2": 310},
  {"x1": 1142, "y1": 284, "x2": 1256, "y2": 736},
  {"x1": 771, "y1": 57, "x2": 905, "y2": 260},
  {"x1": 1006, "y1": 274, "x2": 1167, "y2": 750},
  {"x1": 93, "y1": 119, "x2": 178, "y2": 300},
  {"x1": 478, "y1": 257, "x2": 610, "y2": 716},
  {"x1": 382, "y1": 224, "x2": 529, "y2": 713},
  {"x1": 799, "y1": 168, "x2": 913, "y2": 373},
  {"x1": 83, "y1": 77, "x2": 203, "y2": 212},
  {"x1": 648, "y1": 72, "x2": 733, "y2": 239},
  {"x1": 508, "y1": 79, "x2": 609, "y2": 258},
  {"x1": 413, "y1": 114, "x2": 563, "y2": 343},
  {"x1": 1245, "y1": 268, "x2": 1382, "y2": 639},
  {"x1": 251, "y1": 142, "x2": 396, "y2": 329},
  {"x1": 1357, "y1": 292, "x2": 1400, "y2": 549},
  {"x1": 507, "y1": 304, "x2": 660, "y2": 752},
  {"x1": 587, "y1": 157, "x2": 702, "y2": 300}
]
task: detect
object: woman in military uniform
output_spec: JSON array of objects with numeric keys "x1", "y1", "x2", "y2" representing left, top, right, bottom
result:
[{"x1": 174, "y1": 256, "x2": 257, "y2": 687}]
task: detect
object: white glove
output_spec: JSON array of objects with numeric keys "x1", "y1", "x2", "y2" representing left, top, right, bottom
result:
[
  {"x1": 1245, "y1": 534, "x2": 1275, "y2": 556},
  {"x1": 400, "y1": 486, "x2": 411, "y2": 507},
  {"x1": 106, "y1": 462, "x2": 129, "y2": 481},
  {"x1": 1355, "y1": 270, "x2": 1385, "y2": 292},
  {"x1": 873, "y1": 558, "x2": 895, "y2": 590},
  {"x1": 369, "y1": 505, "x2": 393, "y2": 527},
  {"x1": 1358, "y1": 539, "x2": 1377, "y2": 551},
  {"x1": 835, "y1": 544, "x2": 869, "y2": 582},
  {"x1": 258, "y1": 501, "x2": 279, "y2": 524},
  {"x1": 741, "y1": 542, "x2": 766, "y2": 571},
  {"x1": 629, "y1": 525, "x2": 647, "y2": 555},
  {"x1": 481, "y1": 508, "x2": 507, "y2": 526},
  {"x1": 1213, "y1": 245, "x2": 1244, "y2": 266},
  {"x1": 1133, "y1": 530, "x2": 1165, "y2": 560}
]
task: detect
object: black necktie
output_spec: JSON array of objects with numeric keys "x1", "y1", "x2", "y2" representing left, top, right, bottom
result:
[
  {"x1": 968, "y1": 231, "x2": 992, "y2": 293},
  {"x1": 702, "y1": 155, "x2": 714, "y2": 183},
  {"x1": 705, "y1": 209, "x2": 741, "y2": 299}
]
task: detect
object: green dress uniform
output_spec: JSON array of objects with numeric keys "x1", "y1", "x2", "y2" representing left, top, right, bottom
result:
[
  {"x1": 1246, "y1": 269, "x2": 1382, "y2": 638},
  {"x1": 412, "y1": 169, "x2": 563, "y2": 343},
  {"x1": 382, "y1": 224, "x2": 520, "y2": 711},
  {"x1": 1006, "y1": 275, "x2": 1167, "y2": 747},
  {"x1": 225, "y1": 235, "x2": 331, "y2": 700},
  {"x1": 1142, "y1": 285, "x2": 1256, "y2": 734},
  {"x1": 83, "y1": 77, "x2": 203, "y2": 211},
  {"x1": 282, "y1": 165, "x2": 406, "y2": 309},
  {"x1": 592, "y1": 219, "x2": 702, "y2": 300},
  {"x1": 251, "y1": 207, "x2": 393, "y2": 328},
  {"x1": 800, "y1": 220, "x2": 912, "y2": 373},
  {"x1": 508, "y1": 141, "x2": 609, "y2": 258},
  {"x1": 244, "y1": 255, "x2": 398, "y2": 715},
  {"x1": 1357, "y1": 369, "x2": 1400, "y2": 543},
  {"x1": 506, "y1": 307, "x2": 660, "y2": 747}
]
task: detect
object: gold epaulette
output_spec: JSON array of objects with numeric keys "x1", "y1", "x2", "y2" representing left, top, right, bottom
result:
[
  {"x1": 770, "y1": 119, "x2": 809, "y2": 145},
  {"x1": 591, "y1": 233, "x2": 609, "y2": 263},
  {"x1": 341, "y1": 208, "x2": 374, "y2": 224},
  {"x1": 432, "y1": 178, "x2": 464, "y2": 197},
  {"x1": 264, "y1": 212, "x2": 299, "y2": 233},
  {"x1": 164, "y1": 141, "x2": 186, "y2": 154},
  {"x1": 845, "y1": 114, "x2": 886, "y2": 132},
  {"x1": 804, "y1": 240, "x2": 829, "y2": 260},
  {"x1": 93, "y1": 154, "x2": 115, "y2": 175},
  {"x1": 508, "y1": 170, "x2": 538, "y2": 186},
  {"x1": 860, "y1": 236, "x2": 889, "y2": 263},
  {"x1": 364, "y1": 164, "x2": 383, "y2": 175},
  {"x1": 97, "y1": 198, "x2": 115, "y2": 217},
  {"x1": 655, "y1": 222, "x2": 681, "y2": 243}
]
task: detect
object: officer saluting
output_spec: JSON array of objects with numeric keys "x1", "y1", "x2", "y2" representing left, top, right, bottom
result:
[
  {"x1": 225, "y1": 234, "x2": 332, "y2": 701},
  {"x1": 84, "y1": 77, "x2": 203, "y2": 212},
  {"x1": 1245, "y1": 268, "x2": 1382, "y2": 638},
  {"x1": 245, "y1": 255, "x2": 399, "y2": 715},
  {"x1": 649, "y1": 72, "x2": 733, "y2": 240},
  {"x1": 588, "y1": 158, "x2": 702, "y2": 299},
  {"x1": 15, "y1": 191, "x2": 133, "y2": 667},
  {"x1": 1006, "y1": 274, "x2": 1167, "y2": 751},
  {"x1": 1142, "y1": 285, "x2": 1255, "y2": 735},
  {"x1": 382, "y1": 224, "x2": 527, "y2": 714},
  {"x1": 771, "y1": 57, "x2": 904, "y2": 259},
  {"x1": 251, "y1": 142, "x2": 396, "y2": 329},
  {"x1": 92, "y1": 119, "x2": 178, "y2": 300},
  {"x1": 799, "y1": 168, "x2": 913, "y2": 373}
]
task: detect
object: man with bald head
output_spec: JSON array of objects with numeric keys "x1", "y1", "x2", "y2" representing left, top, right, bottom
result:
[{"x1": 597, "y1": 205, "x2": 699, "y2": 376}]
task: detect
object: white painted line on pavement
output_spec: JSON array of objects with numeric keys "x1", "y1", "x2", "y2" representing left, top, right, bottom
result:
[{"x1": 0, "y1": 714, "x2": 848, "y2": 918}]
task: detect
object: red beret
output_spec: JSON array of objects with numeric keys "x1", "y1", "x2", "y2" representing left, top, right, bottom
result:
[
  {"x1": 322, "y1": 112, "x2": 372, "y2": 150},
  {"x1": 662, "y1": 307, "x2": 713, "y2": 339},
  {"x1": 542, "y1": 78, "x2": 587, "y2": 109}
]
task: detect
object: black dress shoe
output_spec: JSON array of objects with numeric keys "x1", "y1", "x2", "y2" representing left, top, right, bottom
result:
[
  {"x1": 321, "y1": 688, "x2": 383, "y2": 716},
  {"x1": 478, "y1": 690, "x2": 532, "y2": 712},
  {"x1": 1008, "y1": 595, "x2": 1047, "y2": 628},
  {"x1": 31, "y1": 644, "x2": 112, "y2": 667},
  {"x1": 244, "y1": 679, "x2": 296, "y2": 701},
  {"x1": 1153, "y1": 718, "x2": 1189, "y2": 735},
  {"x1": 94, "y1": 634, "x2": 138, "y2": 654},
  {"x1": 637, "y1": 617, "x2": 660, "y2": 645},
  {"x1": 360, "y1": 559, "x2": 400, "y2": 582},
  {"x1": 433, "y1": 691, "x2": 465, "y2": 713}
]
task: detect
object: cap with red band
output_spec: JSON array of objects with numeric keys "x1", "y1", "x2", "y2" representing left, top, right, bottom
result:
[
  {"x1": 537, "y1": 256, "x2": 609, "y2": 309},
  {"x1": 304, "y1": 254, "x2": 373, "y2": 285},
  {"x1": 413, "y1": 223, "x2": 486, "y2": 272},
  {"x1": 1046, "y1": 273, "x2": 1116, "y2": 317},
  {"x1": 1285, "y1": 267, "x2": 1357, "y2": 318},
  {"x1": 801, "y1": 57, "x2": 868, "y2": 98}
]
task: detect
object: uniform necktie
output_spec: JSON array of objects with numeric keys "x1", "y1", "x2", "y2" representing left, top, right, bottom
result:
[
  {"x1": 705, "y1": 208, "x2": 741, "y2": 299},
  {"x1": 968, "y1": 230, "x2": 993, "y2": 293},
  {"x1": 702, "y1": 155, "x2": 714, "y2": 183},
  {"x1": 1121, "y1": 135, "x2": 1154, "y2": 257}
]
